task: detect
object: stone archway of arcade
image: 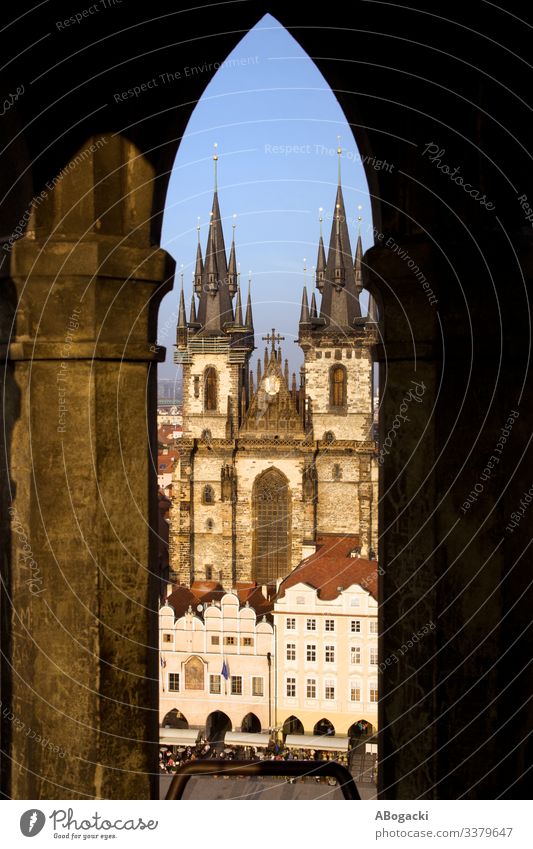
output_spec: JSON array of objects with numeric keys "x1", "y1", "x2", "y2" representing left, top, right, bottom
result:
[{"x1": 1, "y1": 1, "x2": 532, "y2": 801}]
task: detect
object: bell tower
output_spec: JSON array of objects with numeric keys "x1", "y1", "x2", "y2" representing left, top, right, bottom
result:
[{"x1": 298, "y1": 144, "x2": 378, "y2": 556}]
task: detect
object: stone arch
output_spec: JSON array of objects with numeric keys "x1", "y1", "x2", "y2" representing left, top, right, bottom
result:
[
  {"x1": 313, "y1": 718, "x2": 335, "y2": 737},
  {"x1": 252, "y1": 467, "x2": 291, "y2": 584},
  {"x1": 202, "y1": 484, "x2": 215, "y2": 505},
  {"x1": 206, "y1": 710, "x2": 232, "y2": 744},
  {"x1": 241, "y1": 713, "x2": 261, "y2": 733},
  {"x1": 282, "y1": 716, "x2": 304, "y2": 739},
  {"x1": 0, "y1": 5, "x2": 528, "y2": 804},
  {"x1": 162, "y1": 709, "x2": 189, "y2": 729}
]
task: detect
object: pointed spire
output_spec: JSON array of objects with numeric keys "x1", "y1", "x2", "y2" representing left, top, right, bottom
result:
[
  {"x1": 245, "y1": 277, "x2": 254, "y2": 329},
  {"x1": 195, "y1": 150, "x2": 233, "y2": 335},
  {"x1": 189, "y1": 292, "x2": 197, "y2": 324},
  {"x1": 234, "y1": 285, "x2": 243, "y2": 327},
  {"x1": 354, "y1": 233, "x2": 363, "y2": 295},
  {"x1": 299, "y1": 285, "x2": 310, "y2": 325},
  {"x1": 291, "y1": 372, "x2": 297, "y2": 395},
  {"x1": 228, "y1": 215, "x2": 238, "y2": 296},
  {"x1": 176, "y1": 277, "x2": 187, "y2": 349},
  {"x1": 264, "y1": 347, "x2": 269, "y2": 371},
  {"x1": 310, "y1": 291, "x2": 318, "y2": 319},
  {"x1": 194, "y1": 240, "x2": 204, "y2": 294},
  {"x1": 367, "y1": 292, "x2": 379, "y2": 323},
  {"x1": 249, "y1": 370, "x2": 254, "y2": 396},
  {"x1": 257, "y1": 357, "x2": 262, "y2": 384},
  {"x1": 316, "y1": 209, "x2": 326, "y2": 292},
  {"x1": 317, "y1": 159, "x2": 361, "y2": 329},
  {"x1": 284, "y1": 359, "x2": 289, "y2": 384}
]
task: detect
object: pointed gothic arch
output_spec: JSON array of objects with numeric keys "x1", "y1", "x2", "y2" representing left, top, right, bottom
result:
[
  {"x1": 252, "y1": 467, "x2": 291, "y2": 584},
  {"x1": 204, "y1": 366, "x2": 218, "y2": 411}
]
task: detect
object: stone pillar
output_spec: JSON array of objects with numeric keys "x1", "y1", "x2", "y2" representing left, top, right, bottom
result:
[{"x1": 0, "y1": 137, "x2": 174, "y2": 799}]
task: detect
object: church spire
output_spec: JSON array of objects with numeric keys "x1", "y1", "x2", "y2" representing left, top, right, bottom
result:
[
  {"x1": 227, "y1": 215, "x2": 238, "y2": 296},
  {"x1": 189, "y1": 291, "x2": 197, "y2": 324},
  {"x1": 234, "y1": 284, "x2": 243, "y2": 327},
  {"x1": 176, "y1": 275, "x2": 187, "y2": 349},
  {"x1": 245, "y1": 277, "x2": 254, "y2": 330},
  {"x1": 310, "y1": 291, "x2": 318, "y2": 319},
  {"x1": 195, "y1": 147, "x2": 233, "y2": 336},
  {"x1": 299, "y1": 284, "x2": 310, "y2": 326},
  {"x1": 316, "y1": 208, "x2": 326, "y2": 292},
  {"x1": 316, "y1": 152, "x2": 361, "y2": 330}
]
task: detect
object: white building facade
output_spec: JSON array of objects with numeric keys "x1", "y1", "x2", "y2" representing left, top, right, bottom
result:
[
  {"x1": 273, "y1": 577, "x2": 378, "y2": 738},
  {"x1": 159, "y1": 590, "x2": 274, "y2": 737}
]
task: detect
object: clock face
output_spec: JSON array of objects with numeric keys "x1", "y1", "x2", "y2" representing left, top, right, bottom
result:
[{"x1": 264, "y1": 375, "x2": 280, "y2": 396}]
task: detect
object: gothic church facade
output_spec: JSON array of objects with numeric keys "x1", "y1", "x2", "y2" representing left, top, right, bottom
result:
[{"x1": 169, "y1": 155, "x2": 378, "y2": 590}]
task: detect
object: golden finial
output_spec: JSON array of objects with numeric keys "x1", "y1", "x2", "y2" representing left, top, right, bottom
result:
[
  {"x1": 180, "y1": 263, "x2": 184, "y2": 289},
  {"x1": 213, "y1": 142, "x2": 219, "y2": 190},
  {"x1": 196, "y1": 216, "x2": 201, "y2": 242},
  {"x1": 357, "y1": 204, "x2": 363, "y2": 235},
  {"x1": 337, "y1": 135, "x2": 342, "y2": 184},
  {"x1": 319, "y1": 206, "x2": 324, "y2": 238},
  {"x1": 232, "y1": 212, "x2": 237, "y2": 235}
]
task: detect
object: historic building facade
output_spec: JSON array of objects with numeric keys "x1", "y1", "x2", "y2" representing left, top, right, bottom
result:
[
  {"x1": 159, "y1": 585, "x2": 274, "y2": 736},
  {"x1": 273, "y1": 536, "x2": 379, "y2": 738},
  {"x1": 169, "y1": 153, "x2": 378, "y2": 590}
]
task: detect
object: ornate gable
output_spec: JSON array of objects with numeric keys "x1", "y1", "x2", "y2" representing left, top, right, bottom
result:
[{"x1": 240, "y1": 335, "x2": 304, "y2": 438}]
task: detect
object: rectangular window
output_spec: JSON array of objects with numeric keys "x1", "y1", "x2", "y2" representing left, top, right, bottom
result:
[
  {"x1": 162, "y1": 633, "x2": 173, "y2": 643},
  {"x1": 210, "y1": 636, "x2": 220, "y2": 646},
  {"x1": 286, "y1": 643, "x2": 296, "y2": 661},
  {"x1": 296, "y1": 595, "x2": 305, "y2": 604},
  {"x1": 306, "y1": 618, "x2": 316, "y2": 631},
  {"x1": 286, "y1": 677, "x2": 296, "y2": 698},
  {"x1": 369, "y1": 620, "x2": 378, "y2": 634},
  {"x1": 306, "y1": 679, "x2": 316, "y2": 699},
  {"x1": 231, "y1": 676, "x2": 242, "y2": 695},
  {"x1": 286, "y1": 617, "x2": 296, "y2": 630},
  {"x1": 252, "y1": 677, "x2": 264, "y2": 697},
  {"x1": 350, "y1": 682, "x2": 361, "y2": 702},
  {"x1": 350, "y1": 597, "x2": 360, "y2": 607},
  {"x1": 370, "y1": 684, "x2": 378, "y2": 703},
  {"x1": 325, "y1": 645, "x2": 335, "y2": 663},
  {"x1": 325, "y1": 681, "x2": 335, "y2": 700},
  {"x1": 306, "y1": 644, "x2": 316, "y2": 662},
  {"x1": 205, "y1": 565, "x2": 213, "y2": 580},
  {"x1": 224, "y1": 636, "x2": 236, "y2": 646},
  {"x1": 209, "y1": 674, "x2": 221, "y2": 694},
  {"x1": 168, "y1": 673, "x2": 179, "y2": 692},
  {"x1": 351, "y1": 620, "x2": 361, "y2": 633},
  {"x1": 325, "y1": 619, "x2": 335, "y2": 632},
  {"x1": 370, "y1": 647, "x2": 378, "y2": 665},
  {"x1": 241, "y1": 637, "x2": 254, "y2": 647},
  {"x1": 350, "y1": 646, "x2": 361, "y2": 664}
]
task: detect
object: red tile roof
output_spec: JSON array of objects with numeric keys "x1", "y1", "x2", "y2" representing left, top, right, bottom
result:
[
  {"x1": 276, "y1": 535, "x2": 378, "y2": 601},
  {"x1": 164, "y1": 581, "x2": 275, "y2": 619}
]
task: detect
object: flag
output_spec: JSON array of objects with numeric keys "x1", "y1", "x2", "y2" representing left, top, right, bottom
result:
[
  {"x1": 160, "y1": 655, "x2": 166, "y2": 668},
  {"x1": 221, "y1": 659, "x2": 229, "y2": 680}
]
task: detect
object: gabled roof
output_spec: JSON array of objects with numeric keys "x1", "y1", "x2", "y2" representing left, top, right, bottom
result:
[{"x1": 276, "y1": 535, "x2": 378, "y2": 601}]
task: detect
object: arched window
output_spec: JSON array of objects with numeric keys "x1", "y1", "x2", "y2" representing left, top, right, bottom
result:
[
  {"x1": 202, "y1": 485, "x2": 215, "y2": 504},
  {"x1": 330, "y1": 364, "x2": 347, "y2": 408},
  {"x1": 204, "y1": 367, "x2": 217, "y2": 411},
  {"x1": 252, "y1": 468, "x2": 290, "y2": 584}
]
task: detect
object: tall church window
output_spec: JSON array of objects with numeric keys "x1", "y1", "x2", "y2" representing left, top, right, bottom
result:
[
  {"x1": 204, "y1": 367, "x2": 217, "y2": 411},
  {"x1": 330, "y1": 364, "x2": 347, "y2": 408},
  {"x1": 252, "y1": 468, "x2": 290, "y2": 585}
]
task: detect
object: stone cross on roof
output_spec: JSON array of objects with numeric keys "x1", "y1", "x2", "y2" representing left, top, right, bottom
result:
[{"x1": 262, "y1": 328, "x2": 285, "y2": 351}]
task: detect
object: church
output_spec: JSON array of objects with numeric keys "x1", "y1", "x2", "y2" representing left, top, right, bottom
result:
[{"x1": 169, "y1": 151, "x2": 378, "y2": 590}]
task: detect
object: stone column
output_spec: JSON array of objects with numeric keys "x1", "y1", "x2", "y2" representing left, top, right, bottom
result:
[{"x1": 0, "y1": 136, "x2": 174, "y2": 799}]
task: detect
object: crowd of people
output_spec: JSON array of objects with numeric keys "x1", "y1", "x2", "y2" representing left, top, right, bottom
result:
[{"x1": 159, "y1": 738, "x2": 350, "y2": 774}]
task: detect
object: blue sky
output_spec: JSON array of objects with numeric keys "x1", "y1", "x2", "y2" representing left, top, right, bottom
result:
[{"x1": 159, "y1": 14, "x2": 372, "y2": 378}]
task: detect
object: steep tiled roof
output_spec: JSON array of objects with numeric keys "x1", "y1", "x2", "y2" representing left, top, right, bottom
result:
[
  {"x1": 276, "y1": 535, "x2": 378, "y2": 601},
  {"x1": 164, "y1": 580, "x2": 275, "y2": 620}
]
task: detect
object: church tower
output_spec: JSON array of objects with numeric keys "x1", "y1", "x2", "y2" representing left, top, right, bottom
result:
[
  {"x1": 170, "y1": 148, "x2": 378, "y2": 590},
  {"x1": 172, "y1": 150, "x2": 254, "y2": 587},
  {"x1": 298, "y1": 145, "x2": 378, "y2": 556}
]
